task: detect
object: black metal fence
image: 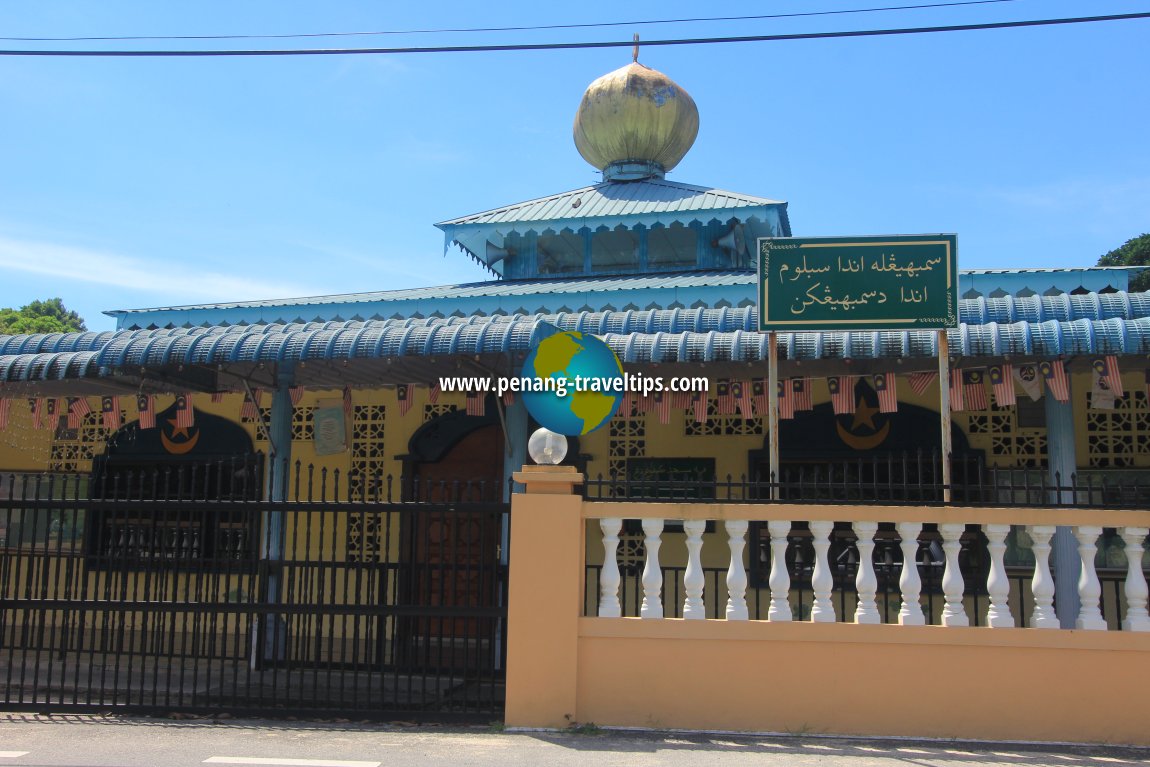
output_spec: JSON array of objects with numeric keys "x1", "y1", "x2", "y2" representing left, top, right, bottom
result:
[{"x1": 0, "y1": 462, "x2": 510, "y2": 720}]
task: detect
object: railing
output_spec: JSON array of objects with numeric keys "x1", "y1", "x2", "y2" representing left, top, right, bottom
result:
[{"x1": 586, "y1": 509, "x2": 1150, "y2": 632}]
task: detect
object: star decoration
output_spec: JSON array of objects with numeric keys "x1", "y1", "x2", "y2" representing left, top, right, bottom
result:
[{"x1": 851, "y1": 398, "x2": 880, "y2": 431}]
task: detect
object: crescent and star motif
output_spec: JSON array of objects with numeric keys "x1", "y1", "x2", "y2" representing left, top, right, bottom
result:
[
  {"x1": 835, "y1": 397, "x2": 891, "y2": 451},
  {"x1": 160, "y1": 418, "x2": 200, "y2": 455}
]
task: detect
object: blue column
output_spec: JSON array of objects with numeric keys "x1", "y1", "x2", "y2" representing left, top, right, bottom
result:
[
  {"x1": 1045, "y1": 382, "x2": 1080, "y2": 629},
  {"x1": 258, "y1": 363, "x2": 294, "y2": 663}
]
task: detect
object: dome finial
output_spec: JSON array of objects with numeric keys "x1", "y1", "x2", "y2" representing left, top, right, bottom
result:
[{"x1": 632, "y1": 33, "x2": 640, "y2": 63}]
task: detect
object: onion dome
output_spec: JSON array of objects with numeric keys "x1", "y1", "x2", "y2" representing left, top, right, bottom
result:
[{"x1": 573, "y1": 60, "x2": 699, "y2": 182}]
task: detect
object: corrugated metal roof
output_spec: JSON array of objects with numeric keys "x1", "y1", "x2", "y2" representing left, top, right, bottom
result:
[
  {"x1": 436, "y1": 179, "x2": 785, "y2": 228},
  {"x1": 6, "y1": 298, "x2": 1150, "y2": 387}
]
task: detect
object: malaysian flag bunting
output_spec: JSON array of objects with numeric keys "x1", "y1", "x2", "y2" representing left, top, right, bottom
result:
[
  {"x1": 396, "y1": 384, "x2": 413, "y2": 416},
  {"x1": 791, "y1": 377, "x2": 813, "y2": 412},
  {"x1": 44, "y1": 398, "x2": 60, "y2": 430},
  {"x1": 873, "y1": 373, "x2": 897, "y2": 413},
  {"x1": 175, "y1": 394, "x2": 195, "y2": 429},
  {"x1": 778, "y1": 379, "x2": 794, "y2": 420},
  {"x1": 101, "y1": 396, "x2": 122, "y2": 430},
  {"x1": 619, "y1": 390, "x2": 634, "y2": 417},
  {"x1": 210, "y1": 391, "x2": 225, "y2": 403},
  {"x1": 716, "y1": 380, "x2": 736, "y2": 415},
  {"x1": 342, "y1": 386, "x2": 354, "y2": 418},
  {"x1": 1013, "y1": 364, "x2": 1043, "y2": 401},
  {"x1": 733, "y1": 380, "x2": 753, "y2": 418},
  {"x1": 654, "y1": 390, "x2": 671, "y2": 424},
  {"x1": 962, "y1": 370, "x2": 989, "y2": 411},
  {"x1": 636, "y1": 393, "x2": 652, "y2": 414},
  {"x1": 29, "y1": 398, "x2": 43, "y2": 430},
  {"x1": 672, "y1": 390, "x2": 692, "y2": 410},
  {"x1": 0, "y1": 398, "x2": 9, "y2": 430},
  {"x1": 1091, "y1": 356, "x2": 1124, "y2": 398},
  {"x1": 907, "y1": 371, "x2": 937, "y2": 397},
  {"x1": 751, "y1": 378, "x2": 767, "y2": 415},
  {"x1": 289, "y1": 386, "x2": 304, "y2": 406},
  {"x1": 1039, "y1": 359, "x2": 1069, "y2": 403},
  {"x1": 948, "y1": 369, "x2": 965, "y2": 412},
  {"x1": 1091, "y1": 368, "x2": 1117, "y2": 410},
  {"x1": 137, "y1": 394, "x2": 155, "y2": 429},
  {"x1": 466, "y1": 391, "x2": 485, "y2": 417},
  {"x1": 988, "y1": 364, "x2": 1015, "y2": 408},
  {"x1": 827, "y1": 376, "x2": 856, "y2": 416},
  {"x1": 67, "y1": 397, "x2": 92, "y2": 429},
  {"x1": 691, "y1": 391, "x2": 709, "y2": 423},
  {"x1": 241, "y1": 389, "x2": 262, "y2": 420},
  {"x1": 502, "y1": 389, "x2": 515, "y2": 407},
  {"x1": 428, "y1": 382, "x2": 440, "y2": 404}
]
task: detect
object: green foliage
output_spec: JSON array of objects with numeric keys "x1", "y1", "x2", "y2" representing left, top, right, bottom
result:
[
  {"x1": 0, "y1": 298, "x2": 87, "y2": 334},
  {"x1": 1097, "y1": 234, "x2": 1150, "y2": 292}
]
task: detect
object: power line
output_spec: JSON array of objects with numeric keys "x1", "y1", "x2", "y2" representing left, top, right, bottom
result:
[
  {"x1": 1, "y1": 12, "x2": 1147, "y2": 57},
  {"x1": 0, "y1": 0, "x2": 1022, "y2": 42}
]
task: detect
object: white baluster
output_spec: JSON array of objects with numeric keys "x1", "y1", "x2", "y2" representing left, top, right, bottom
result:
[
  {"x1": 939, "y1": 523, "x2": 969, "y2": 627},
  {"x1": 725, "y1": 520, "x2": 749, "y2": 621},
  {"x1": 598, "y1": 517, "x2": 622, "y2": 618},
  {"x1": 1120, "y1": 527, "x2": 1149, "y2": 632},
  {"x1": 1028, "y1": 525, "x2": 1059, "y2": 629},
  {"x1": 1075, "y1": 525, "x2": 1107, "y2": 630},
  {"x1": 767, "y1": 520, "x2": 791, "y2": 621},
  {"x1": 683, "y1": 520, "x2": 706, "y2": 620},
  {"x1": 984, "y1": 524, "x2": 1014, "y2": 628},
  {"x1": 853, "y1": 521, "x2": 880, "y2": 624},
  {"x1": 897, "y1": 522, "x2": 925, "y2": 626},
  {"x1": 809, "y1": 521, "x2": 835, "y2": 623},
  {"x1": 640, "y1": 518, "x2": 664, "y2": 619}
]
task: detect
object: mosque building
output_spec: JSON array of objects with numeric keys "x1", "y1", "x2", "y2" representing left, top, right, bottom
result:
[{"x1": 1, "y1": 55, "x2": 1148, "y2": 719}]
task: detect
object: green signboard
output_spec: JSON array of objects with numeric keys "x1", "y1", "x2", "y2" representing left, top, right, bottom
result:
[{"x1": 757, "y1": 234, "x2": 958, "y2": 331}]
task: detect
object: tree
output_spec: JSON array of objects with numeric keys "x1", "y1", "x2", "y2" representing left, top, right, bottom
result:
[
  {"x1": 1097, "y1": 233, "x2": 1150, "y2": 292},
  {"x1": 0, "y1": 298, "x2": 87, "y2": 335}
]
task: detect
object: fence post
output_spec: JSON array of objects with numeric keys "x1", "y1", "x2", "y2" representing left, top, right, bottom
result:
[{"x1": 506, "y1": 465, "x2": 585, "y2": 728}]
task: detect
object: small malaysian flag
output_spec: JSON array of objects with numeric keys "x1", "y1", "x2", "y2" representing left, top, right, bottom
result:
[
  {"x1": 0, "y1": 398, "x2": 9, "y2": 430},
  {"x1": 654, "y1": 391, "x2": 671, "y2": 424},
  {"x1": 68, "y1": 397, "x2": 92, "y2": 429},
  {"x1": 948, "y1": 369, "x2": 965, "y2": 412},
  {"x1": 672, "y1": 390, "x2": 692, "y2": 410},
  {"x1": 396, "y1": 384, "x2": 413, "y2": 416},
  {"x1": 137, "y1": 394, "x2": 155, "y2": 429},
  {"x1": 873, "y1": 373, "x2": 897, "y2": 413},
  {"x1": 428, "y1": 382, "x2": 440, "y2": 404},
  {"x1": 792, "y1": 377, "x2": 813, "y2": 412},
  {"x1": 691, "y1": 390, "x2": 709, "y2": 423},
  {"x1": 175, "y1": 394, "x2": 195, "y2": 429},
  {"x1": 733, "y1": 380, "x2": 753, "y2": 418},
  {"x1": 963, "y1": 370, "x2": 988, "y2": 411},
  {"x1": 619, "y1": 389, "x2": 634, "y2": 417},
  {"x1": 1039, "y1": 359, "x2": 1069, "y2": 402},
  {"x1": 1091, "y1": 368, "x2": 1117, "y2": 410},
  {"x1": 907, "y1": 371, "x2": 937, "y2": 397},
  {"x1": 44, "y1": 398, "x2": 60, "y2": 430},
  {"x1": 988, "y1": 364, "x2": 1015, "y2": 407},
  {"x1": 502, "y1": 389, "x2": 515, "y2": 407},
  {"x1": 342, "y1": 386, "x2": 353, "y2": 418},
  {"x1": 716, "y1": 379, "x2": 736, "y2": 415},
  {"x1": 241, "y1": 389, "x2": 261, "y2": 420},
  {"x1": 466, "y1": 391, "x2": 485, "y2": 416},
  {"x1": 751, "y1": 378, "x2": 767, "y2": 415},
  {"x1": 29, "y1": 398, "x2": 43, "y2": 430},
  {"x1": 101, "y1": 396, "x2": 122, "y2": 430},
  {"x1": 1014, "y1": 364, "x2": 1043, "y2": 401},
  {"x1": 1091, "y1": 356, "x2": 1124, "y2": 398},
  {"x1": 210, "y1": 391, "x2": 225, "y2": 403},
  {"x1": 778, "y1": 379, "x2": 794, "y2": 420},
  {"x1": 289, "y1": 386, "x2": 304, "y2": 406},
  {"x1": 828, "y1": 376, "x2": 856, "y2": 415}
]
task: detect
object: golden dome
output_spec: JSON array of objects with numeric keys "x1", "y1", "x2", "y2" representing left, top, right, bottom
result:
[{"x1": 573, "y1": 61, "x2": 699, "y2": 180}]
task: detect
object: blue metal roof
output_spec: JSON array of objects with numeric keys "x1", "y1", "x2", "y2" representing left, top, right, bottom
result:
[{"x1": 5, "y1": 295, "x2": 1150, "y2": 390}]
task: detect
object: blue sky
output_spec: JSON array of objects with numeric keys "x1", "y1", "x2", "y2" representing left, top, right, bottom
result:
[{"x1": 1, "y1": 1, "x2": 1148, "y2": 331}]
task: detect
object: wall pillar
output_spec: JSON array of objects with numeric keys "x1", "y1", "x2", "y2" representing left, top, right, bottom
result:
[
  {"x1": 257, "y1": 363, "x2": 294, "y2": 664},
  {"x1": 505, "y1": 465, "x2": 584, "y2": 728},
  {"x1": 1045, "y1": 383, "x2": 1080, "y2": 629}
]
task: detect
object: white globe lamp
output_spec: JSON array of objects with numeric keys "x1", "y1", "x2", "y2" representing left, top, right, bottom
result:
[{"x1": 528, "y1": 427, "x2": 568, "y2": 465}]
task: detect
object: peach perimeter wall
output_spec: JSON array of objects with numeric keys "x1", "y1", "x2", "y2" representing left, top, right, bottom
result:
[{"x1": 505, "y1": 468, "x2": 1150, "y2": 745}]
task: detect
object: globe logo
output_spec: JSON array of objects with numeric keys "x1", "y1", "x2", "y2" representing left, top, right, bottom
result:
[{"x1": 520, "y1": 331, "x2": 625, "y2": 436}]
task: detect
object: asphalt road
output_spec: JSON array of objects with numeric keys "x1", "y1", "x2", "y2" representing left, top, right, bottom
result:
[{"x1": 1, "y1": 714, "x2": 1149, "y2": 767}]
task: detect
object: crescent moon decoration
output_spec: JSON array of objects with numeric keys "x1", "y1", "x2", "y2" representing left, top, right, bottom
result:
[
  {"x1": 835, "y1": 420, "x2": 891, "y2": 452},
  {"x1": 161, "y1": 429, "x2": 200, "y2": 455}
]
